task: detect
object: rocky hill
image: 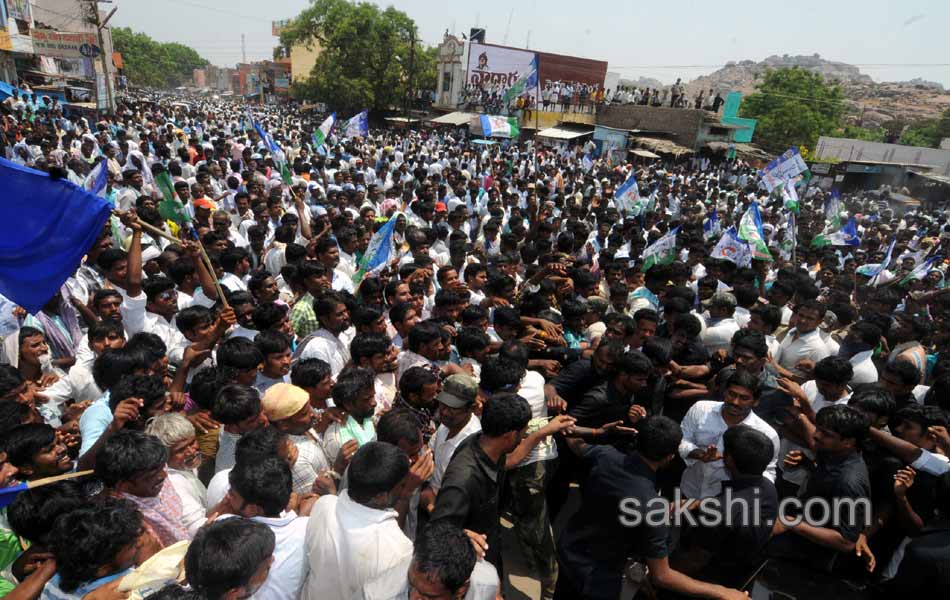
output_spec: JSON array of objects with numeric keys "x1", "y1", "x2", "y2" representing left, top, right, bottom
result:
[{"x1": 682, "y1": 54, "x2": 950, "y2": 127}]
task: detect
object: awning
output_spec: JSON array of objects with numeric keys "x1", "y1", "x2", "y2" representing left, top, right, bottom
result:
[
  {"x1": 707, "y1": 122, "x2": 751, "y2": 130},
  {"x1": 631, "y1": 136, "x2": 693, "y2": 156},
  {"x1": 909, "y1": 171, "x2": 950, "y2": 186},
  {"x1": 430, "y1": 111, "x2": 479, "y2": 126},
  {"x1": 631, "y1": 149, "x2": 661, "y2": 159},
  {"x1": 537, "y1": 126, "x2": 594, "y2": 140},
  {"x1": 705, "y1": 141, "x2": 771, "y2": 161}
]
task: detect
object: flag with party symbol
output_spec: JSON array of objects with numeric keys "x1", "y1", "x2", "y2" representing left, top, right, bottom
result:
[
  {"x1": 711, "y1": 226, "x2": 752, "y2": 267},
  {"x1": 640, "y1": 227, "x2": 680, "y2": 272},
  {"x1": 737, "y1": 202, "x2": 772, "y2": 261}
]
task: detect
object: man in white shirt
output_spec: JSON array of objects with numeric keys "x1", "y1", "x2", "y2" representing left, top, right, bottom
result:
[
  {"x1": 356, "y1": 521, "x2": 499, "y2": 600},
  {"x1": 336, "y1": 226, "x2": 360, "y2": 279},
  {"x1": 120, "y1": 277, "x2": 188, "y2": 365},
  {"x1": 429, "y1": 377, "x2": 482, "y2": 493},
  {"x1": 838, "y1": 321, "x2": 882, "y2": 385},
  {"x1": 775, "y1": 300, "x2": 830, "y2": 377},
  {"x1": 701, "y1": 292, "x2": 741, "y2": 353},
  {"x1": 777, "y1": 357, "x2": 854, "y2": 490},
  {"x1": 212, "y1": 210, "x2": 249, "y2": 248},
  {"x1": 302, "y1": 442, "x2": 414, "y2": 600},
  {"x1": 679, "y1": 370, "x2": 780, "y2": 499},
  {"x1": 313, "y1": 236, "x2": 355, "y2": 294},
  {"x1": 220, "y1": 456, "x2": 309, "y2": 600},
  {"x1": 220, "y1": 247, "x2": 251, "y2": 293},
  {"x1": 296, "y1": 292, "x2": 355, "y2": 378}
]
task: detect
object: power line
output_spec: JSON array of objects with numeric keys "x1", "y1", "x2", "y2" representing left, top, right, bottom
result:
[
  {"x1": 611, "y1": 63, "x2": 950, "y2": 69},
  {"x1": 30, "y1": 4, "x2": 83, "y2": 28},
  {"x1": 162, "y1": 0, "x2": 272, "y2": 22}
]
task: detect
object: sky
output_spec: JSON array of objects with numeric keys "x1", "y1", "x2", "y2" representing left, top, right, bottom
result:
[{"x1": 112, "y1": 0, "x2": 950, "y2": 88}]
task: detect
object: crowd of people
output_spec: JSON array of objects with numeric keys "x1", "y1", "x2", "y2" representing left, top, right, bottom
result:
[
  {"x1": 609, "y1": 82, "x2": 726, "y2": 112},
  {"x1": 0, "y1": 86, "x2": 949, "y2": 600},
  {"x1": 461, "y1": 80, "x2": 605, "y2": 115},
  {"x1": 461, "y1": 77, "x2": 723, "y2": 117}
]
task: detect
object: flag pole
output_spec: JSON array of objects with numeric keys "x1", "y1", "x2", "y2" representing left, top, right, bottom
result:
[
  {"x1": 27, "y1": 470, "x2": 94, "y2": 489},
  {"x1": 791, "y1": 212, "x2": 797, "y2": 266},
  {"x1": 128, "y1": 216, "x2": 230, "y2": 309},
  {"x1": 533, "y1": 58, "x2": 540, "y2": 177}
]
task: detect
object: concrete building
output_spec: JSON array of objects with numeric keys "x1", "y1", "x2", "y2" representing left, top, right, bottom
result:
[
  {"x1": 435, "y1": 33, "x2": 466, "y2": 110},
  {"x1": 597, "y1": 104, "x2": 746, "y2": 153},
  {"x1": 272, "y1": 19, "x2": 322, "y2": 84},
  {"x1": 193, "y1": 64, "x2": 235, "y2": 93},
  {"x1": 2, "y1": 0, "x2": 117, "y2": 109},
  {"x1": 236, "y1": 60, "x2": 290, "y2": 100}
]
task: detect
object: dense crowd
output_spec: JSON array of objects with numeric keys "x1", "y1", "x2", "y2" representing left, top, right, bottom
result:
[
  {"x1": 609, "y1": 82, "x2": 726, "y2": 112},
  {"x1": 0, "y1": 87, "x2": 949, "y2": 600},
  {"x1": 461, "y1": 80, "x2": 605, "y2": 115}
]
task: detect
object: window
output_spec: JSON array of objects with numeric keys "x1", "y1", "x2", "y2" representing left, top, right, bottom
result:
[{"x1": 442, "y1": 70, "x2": 452, "y2": 92}]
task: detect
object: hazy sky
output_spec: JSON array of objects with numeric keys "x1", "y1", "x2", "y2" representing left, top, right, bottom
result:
[{"x1": 112, "y1": 0, "x2": 950, "y2": 87}]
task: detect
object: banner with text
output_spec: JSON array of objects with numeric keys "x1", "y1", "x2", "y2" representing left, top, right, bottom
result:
[
  {"x1": 467, "y1": 43, "x2": 538, "y2": 99},
  {"x1": 760, "y1": 147, "x2": 809, "y2": 192},
  {"x1": 32, "y1": 30, "x2": 100, "y2": 59}
]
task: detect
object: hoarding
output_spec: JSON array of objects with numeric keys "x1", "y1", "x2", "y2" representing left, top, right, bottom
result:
[
  {"x1": 466, "y1": 41, "x2": 608, "y2": 99},
  {"x1": 32, "y1": 30, "x2": 100, "y2": 59},
  {"x1": 6, "y1": 0, "x2": 31, "y2": 22},
  {"x1": 466, "y1": 42, "x2": 536, "y2": 90}
]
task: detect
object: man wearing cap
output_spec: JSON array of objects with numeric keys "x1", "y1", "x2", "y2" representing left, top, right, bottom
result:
[
  {"x1": 427, "y1": 375, "x2": 482, "y2": 496},
  {"x1": 262, "y1": 383, "x2": 333, "y2": 496},
  {"x1": 193, "y1": 197, "x2": 216, "y2": 229}
]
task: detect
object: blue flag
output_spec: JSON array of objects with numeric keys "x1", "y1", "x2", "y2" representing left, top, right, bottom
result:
[
  {"x1": 0, "y1": 158, "x2": 112, "y2": 314},
  {"x1": 83, "y1": 158, "x2": 109, "y2": 197},
  {"x1": 354, "y1": 215, "x2": 398, "y2": 284},
  {"x1": 252, "y1": 117, "x2": 286, "y2": 163},
  {"x1": 703, "y1": 209, "x2": 721, "y2": 240},
  {"x1": 344, "y1": 110, "x2": 369, "y2": 138},
  {"x1": 813, "y1": 216, "x2": 860, "y2": 248},
  {"x1": 613, "y1": 174, "x2": 640, "y2": 214}
]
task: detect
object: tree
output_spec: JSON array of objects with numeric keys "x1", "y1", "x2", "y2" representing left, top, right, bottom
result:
[
  {"x1": 841, "y1": 125, "x2": 886, "y2": 142},
  {"x1": 739, "y1": 68, "x2": 846, "y2": 153},
  {"x1": 279, "y1": 0, "x2": 428, "y2": 113},
  {"x1": 899, "y1": 120, "x2": 940, "y2": 148},
  {"x1": 112, "y1": 27, "x2": 208, "y2": 89},
  {"x1": 415, "y1": 45, "x2": 438, "y2": 96}
]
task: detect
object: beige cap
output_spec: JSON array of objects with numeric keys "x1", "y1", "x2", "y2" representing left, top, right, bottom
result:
[{"x1": 261, "y1": 383, "x2": 310, "y2": 421}]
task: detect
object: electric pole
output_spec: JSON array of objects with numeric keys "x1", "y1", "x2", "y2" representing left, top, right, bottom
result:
[
  {"x1": 87, "y1": 0, "x2": 116, "y2": 115},
  {"x1": 405, "y1": 28, "x2": 415, "y2": 127}
]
